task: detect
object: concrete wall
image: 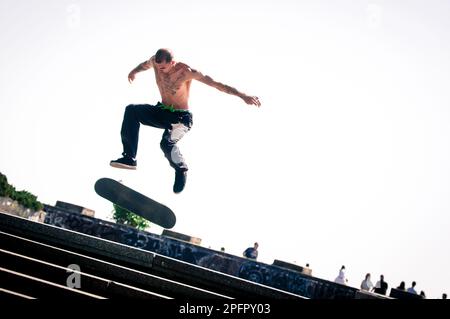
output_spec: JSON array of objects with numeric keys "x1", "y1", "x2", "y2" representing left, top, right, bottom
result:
[
  {"x1": 389, "y1": 288, "x2": 423, "y2": 299},
  {"x1": 0, "y1": 197, "x2": 45, "y2": 222},
  {"x1": 44, "y1": 204, "x2": 361, "y2": 299}
]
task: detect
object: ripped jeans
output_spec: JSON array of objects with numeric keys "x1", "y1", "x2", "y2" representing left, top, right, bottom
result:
[{"x1": 120, "y1": 102, "x2": 193, "y2": 171}]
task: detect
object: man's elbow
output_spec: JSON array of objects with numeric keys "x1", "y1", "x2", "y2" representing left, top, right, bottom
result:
[{"x1": 141, "y1": 61, "x2": 152, "y2": 70}]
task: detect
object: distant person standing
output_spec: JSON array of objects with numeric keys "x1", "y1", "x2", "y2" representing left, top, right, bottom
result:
[
  {"x1": 243, "y1": 242, "x2": 259, "y2": 260},
  {"x1": 303, "y1": 263, "x2": 312, "y2": 276},
  {"x1": 374, "y1": 274, "x2": 389, "y2": 295},
  {"x1": 334, "y1": 265, "x2": 348, "y2": 285},
  {"x1": 396, "y1": 281, "x2": 406, "y2": 291},
  {"x1": 407, "y1": 281, "x2": 418, "y2": 295},
  {"x1": 360, "y1": 273, "x2": 374, "y2": 291}
]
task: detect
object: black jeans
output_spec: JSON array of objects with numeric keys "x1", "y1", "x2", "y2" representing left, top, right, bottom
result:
[{"x1": 120, "y1": 103, "x2": 193, "y2": 171}]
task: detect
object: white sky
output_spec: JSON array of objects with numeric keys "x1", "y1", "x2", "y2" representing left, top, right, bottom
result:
[{"x1": 1, "y1": 0, "x2": 449, "y2": 298}]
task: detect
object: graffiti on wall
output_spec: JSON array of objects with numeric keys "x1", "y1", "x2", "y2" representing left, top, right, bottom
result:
[{"x1": 44, "y1": 206, "x2": 357, "y2": 299}]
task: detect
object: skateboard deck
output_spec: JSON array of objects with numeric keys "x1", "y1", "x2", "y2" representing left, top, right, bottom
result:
[{"x1": 94, "y1": 178, "x2": 176, "y2": 229}]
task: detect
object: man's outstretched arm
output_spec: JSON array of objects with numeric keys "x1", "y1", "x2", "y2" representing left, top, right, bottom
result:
[
  {"x1": 128, "y1": 56, "x2": 154, "y2": 83},
  {"x1": 191, "y1": 70, "x2": 261, "y2": 107}
]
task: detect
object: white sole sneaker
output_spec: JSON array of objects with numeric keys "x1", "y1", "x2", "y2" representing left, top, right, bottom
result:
[{"x1": 110, "y1": 162, "x2": 137, "y2": 170}]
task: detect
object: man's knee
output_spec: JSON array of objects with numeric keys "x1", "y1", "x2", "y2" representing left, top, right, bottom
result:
[
  {"x1": 125, "y1": 104, "x2": 136, "y2": 114},
  {"x1": 160, "y1": 139, "x2": 173, "y2": 154}
]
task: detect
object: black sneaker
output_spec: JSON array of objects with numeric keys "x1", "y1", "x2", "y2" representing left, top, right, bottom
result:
[
  {"x1": 110, "y1": 156, "x2": 137, "y2": 170},
  {"x1": 173, "y1": 169, "x2": 187, "y2": 193}
]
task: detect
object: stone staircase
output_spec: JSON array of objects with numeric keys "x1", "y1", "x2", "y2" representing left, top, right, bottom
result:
[{"x1": 0, "y1": 211, "x2": 303, "y2": 300}]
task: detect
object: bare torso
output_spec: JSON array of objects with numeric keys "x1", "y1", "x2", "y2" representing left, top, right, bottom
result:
[
  {"x1": 152, "y1": 60, "x2": 193, "y2": 110},
  {"x1": 128, "y1": 54, "x2": 260, "y2": 109}
]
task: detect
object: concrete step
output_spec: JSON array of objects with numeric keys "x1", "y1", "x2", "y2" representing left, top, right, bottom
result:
[
  {"x1": 0, "y1": 266, "x2": 106, "y2": 299},
  {"x1": 0, "y1": 230, "x2": 231, "y2": 299},
  {"x1": 150, "y1": 254, "x2": 304, "y2": 299},
  {"x1": 0, "y1": 288, "x2": 36, "y2": 300},
  {"x1": 162, "y1": 229, "x2": 202, "y2": 245},
  {"x1": 0, "y1": 213, "x2": 303, "y2": 299},
  {"x1": 0, "y1": 248, "x2": 170, "y2": 299},
  {"x1": 389, "y1": 288, "x2": 423, "y2": 299}
]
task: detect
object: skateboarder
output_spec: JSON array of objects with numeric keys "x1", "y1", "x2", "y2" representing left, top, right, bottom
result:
[{"x1": 111, "y1": 48, "x2": 261, "y2": 193}]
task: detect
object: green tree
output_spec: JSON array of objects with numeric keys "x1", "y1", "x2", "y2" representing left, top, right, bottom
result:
[
  {"x1": 0, "y1": 172, "x2": 12, "y2": 197},
  {"x1": 0, "y1": 172, "x2": 43, "y2": 211},
  {"x1": 112, "y1": 204, "x2": 150, "y2": 230}
]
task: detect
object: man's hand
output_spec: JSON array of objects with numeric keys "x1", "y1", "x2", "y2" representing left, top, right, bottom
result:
[
  {"x1": 190, "y1": 68, "x2": 261, "y2": 107},
  {"x1": 128, "y1": 71, "x2": 136, "y2": 84},
  {"x1": 241, "y1": 94, "x2": 261, "y2": 107}
]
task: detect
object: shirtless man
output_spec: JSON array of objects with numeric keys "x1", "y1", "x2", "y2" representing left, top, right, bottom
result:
[{"x1": 110, "y1": 48, "x2": 261, "y2": 193}]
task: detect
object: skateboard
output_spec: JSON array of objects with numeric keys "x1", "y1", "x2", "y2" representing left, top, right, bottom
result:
[{"x1": 94, "y1": 178, "x2": 176, "y2": 229}]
